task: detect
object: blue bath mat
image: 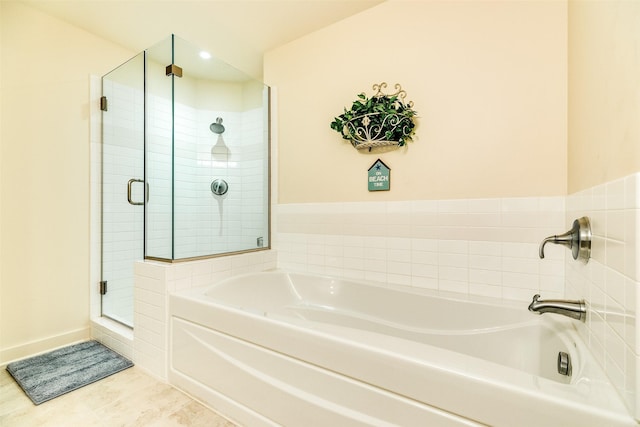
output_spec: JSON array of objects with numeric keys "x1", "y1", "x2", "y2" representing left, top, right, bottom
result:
[{"x1": 6, "y1": 340, "x2": 133, "y2": 405}]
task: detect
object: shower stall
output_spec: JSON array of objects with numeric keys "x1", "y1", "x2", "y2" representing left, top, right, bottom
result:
[{"x1": 100, "y1": 35, "x2": 270, "y2": 327}]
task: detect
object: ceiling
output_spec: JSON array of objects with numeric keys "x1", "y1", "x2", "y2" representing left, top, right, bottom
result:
[{"x1": 23, "y1": 0, "x2": 385, "y2": 78}]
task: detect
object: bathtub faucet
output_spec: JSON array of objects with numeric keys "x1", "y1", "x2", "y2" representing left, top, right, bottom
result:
[{"x1": 528, "y1": 294, "x2": 586, "y2": 322}]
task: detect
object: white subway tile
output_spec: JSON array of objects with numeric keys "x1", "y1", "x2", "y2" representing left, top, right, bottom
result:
[
  {"x1": 364, "y1": 236, "x2": 387, "y2": 249},
  {"x1": 411, "y1": 275, "x2": 438, "y2": 290},
  {"x1": 437, "y1": 226, "x2": 473, "y2": 241},
  {"x1": 466, "y1": 227, "x2": 503, "y2": 242},
  {"x1": 388, "y1": 248, "x2": 411, "y2": 262},
  {"x1": 412, "y1": 263, "x2": 438, "y2": 279},
  {"x1": 539, "y1": 259, "x2": 564, "y2": 277},
  {"x1": 365, "y1": 247, "x2": 387, "y2": 261},
  {"x1": 625, "y1": 174, "x2": 640, "y2": 209},
  {"x1": 502, "y1": 271, "x2": 538, "y2": 290},
  {"x1": 439, "y1": 253, "x2": 468, "y2": 268},
  {"x1": 500, "y1": 227, "x2": 544, "y2": 244},
  {"x1": 606, "y1": 239, "x2": 626, "y2": 275},
  {"x1": 307, "y1": 253, "x2": 325, "y2": 267},
  {"x1": 412, "y1": 238, "x2": 438, "y2": 252},
  {"x1": 411, "y1": 250, "x2": 438, "y2": 265},
  {"x1": 387, "y1": 237, "x2": 411, "y2": 250},
  {"x1": 387, "y1": 201, "x2": 412, "y2": 216},
  {"x1": 502, "y1": 242, "x2": 538, "y2": 259},
  {"x1": 607, "y1": 268, "x2": 626, "y2": 308},
  {"x1": 412, "y1": 225, "x2": 439, "y2": 239},
  {"x1": 470, "y1": 269, "x2": 502, "y2": 286},
  {"x1": 593, "y1": 184, "x2": 607, "y2": 212},
  {"x1": 539, "y1": 196, "x2": 565, "y2": 213},
  {"x1": 501, "y1": 212, "x2": 540, "y2": 228},
  {"x1": 412, "y1": 200, "x2": 438, "y2": 213},
  {"x1": 470, "y1": 254, "x2": 502, "y2": 271},
  {"x1": 469, "y1": 240, "x2": 501, "y2": 256},
  {"x1": 607, "y1": 178, "x2": 626, "y2": 210},
  {"x1": 591, "y1": 235, "x2": 607, "y2": 264},
  {"x1": 467, "y1": 198, "x2": 501, "y2": 213},
  {"x1": 538, "y1": 274, "x2": 564, "y2": 293},
  {"x1": 501, "y1": 197, "x2": 539, "y2": 213},
  {"x1": 607, "y1": 210, "x2": 626, "y2": 241},
  {"x1": 438, "y1": 199, "x2": 468, "y2": 213},
  {"x1": 438, "y1": 239, "x2": 468, "y2": 254},
  {"x1": 439, "y1": 266, "x2": 468, "y2": 283},
  {"x1": 605, "y1": 296, "x2": 626, "y2": 340},
  {"x1": 412, "y1": 211, "x2": 438, "y2": 227},
  {"x1": 502, "y1": 257, "x2": 539, "y2": 275},
  {"x1": 626, "y1": 210, "x2": 639, "y2": 281}
]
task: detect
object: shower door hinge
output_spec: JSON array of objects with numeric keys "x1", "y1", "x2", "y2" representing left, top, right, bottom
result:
[
  {"x1": 100, "y1": 96, "x2": 108, "y2": 111},
  {"x1": 165, "y1": 64, "x2": 183, "y2": 78},
  {"x1": 99, "y1": 280, "x2": 108, "y2": 295}
]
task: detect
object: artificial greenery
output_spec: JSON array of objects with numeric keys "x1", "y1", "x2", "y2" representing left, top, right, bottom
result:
[{"x1": 330, "y1": 91, "x2": 417, "y2": 148}]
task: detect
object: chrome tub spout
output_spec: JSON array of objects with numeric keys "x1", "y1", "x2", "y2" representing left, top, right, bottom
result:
[{"x1": 528, "y1": 294, "x2": 586, "y2": 322}]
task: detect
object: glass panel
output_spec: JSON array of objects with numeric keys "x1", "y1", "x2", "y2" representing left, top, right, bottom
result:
[
  {"x1": 145, "y1": 36, "x2": 174, "y2": 260},
  {"x1": 101, "y1": 52, "x2": 145, "y2": 327},
  {"x1": 170, "y1": 35, "x2": 270, "y2": 259}
]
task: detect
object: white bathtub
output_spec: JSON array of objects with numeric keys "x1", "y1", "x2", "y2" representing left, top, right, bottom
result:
[{"x1": 169, "y1": 271, "x2": 636, "y2": 427}]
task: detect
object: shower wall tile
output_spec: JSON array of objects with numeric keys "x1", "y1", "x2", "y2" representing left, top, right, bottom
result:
[
  {"x1": 565, "y1": 172, "x2": 640, "y2": 417},
  {"x1": 276, "y1": 195, "x2": 566, "y2": 302}
]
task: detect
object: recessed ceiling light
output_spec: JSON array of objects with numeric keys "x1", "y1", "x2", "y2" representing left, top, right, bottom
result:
[{"x1": 199, "y1": 51, "x2": 212, "y2": 59}]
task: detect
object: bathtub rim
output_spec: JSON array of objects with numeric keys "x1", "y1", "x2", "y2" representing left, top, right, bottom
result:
[
  {"x1": 198, "y1": 269, "x2": 531, "y2": 311},
  {"x1": 169, "y1": 270, "x2": 636, "y2": 426}
]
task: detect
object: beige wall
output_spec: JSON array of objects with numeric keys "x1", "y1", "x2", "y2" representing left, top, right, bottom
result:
[
  {"x1": 568, "y1": 0, "x2": 640, "y2": 193},
  {"x1": 265, "y1": 0, "x2": 568, "y2": 204},
  {"x1": 0, "y1": 2, "x2": 133, "y2": 363},
  {"x1": 0, "y1": 1, "x2": 3, "y2": 364}
]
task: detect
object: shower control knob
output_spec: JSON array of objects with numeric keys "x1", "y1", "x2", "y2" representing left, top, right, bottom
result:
[{"x1": 211, "y1": 179, "x2": 229, "y2": 196}]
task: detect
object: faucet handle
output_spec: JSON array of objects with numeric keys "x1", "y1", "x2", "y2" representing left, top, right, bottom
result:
[{"x1": 538, "y1": 217, "x2": 591, "y2": 263}]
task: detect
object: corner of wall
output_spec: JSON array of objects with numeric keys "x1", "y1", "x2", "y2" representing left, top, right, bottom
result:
[
  {"x1": 134, "y1": 250, "x2": 277, "y2": 380},
  {"x1": 565, "y1": 172, "x2": 640, "y2": 418}
]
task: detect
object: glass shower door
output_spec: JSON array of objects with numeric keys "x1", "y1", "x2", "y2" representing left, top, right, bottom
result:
[{"x1": 101, "y1": 52, "x2": 145, "y2": 327}]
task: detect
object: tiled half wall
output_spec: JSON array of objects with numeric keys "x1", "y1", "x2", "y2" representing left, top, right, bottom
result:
[
  {"x1": 276, "y1": 196, "x2": 567, "y2": 301},
  {"x1": 133, "y1": 251, "x2": 277, "y2": 379}
]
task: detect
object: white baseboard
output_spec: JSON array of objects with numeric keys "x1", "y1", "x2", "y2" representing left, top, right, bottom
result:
[{"x1": 0, "y1": 327, "x2": 90, "y2": 367}]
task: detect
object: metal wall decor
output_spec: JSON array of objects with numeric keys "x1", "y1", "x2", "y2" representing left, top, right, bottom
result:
[{"x1": 330, "y1": 83, "x2": 418, "y2": 151}]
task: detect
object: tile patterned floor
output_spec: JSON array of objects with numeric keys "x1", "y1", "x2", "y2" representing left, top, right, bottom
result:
[{"x1": 0, "y1": 365, "x2": 237, "y2": 427}]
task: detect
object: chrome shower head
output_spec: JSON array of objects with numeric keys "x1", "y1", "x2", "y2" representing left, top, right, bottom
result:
[{"x1": 209, "y1": 117, "x2": 225, "y2": 134}]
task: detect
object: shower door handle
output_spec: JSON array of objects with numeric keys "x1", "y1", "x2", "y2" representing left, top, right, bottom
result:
[{"x1": 127, "y1": 178, "x2": 146, "y2": 206}]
